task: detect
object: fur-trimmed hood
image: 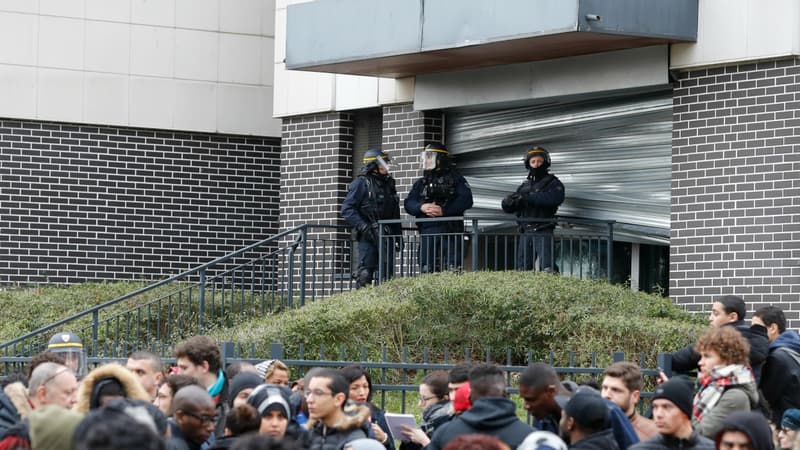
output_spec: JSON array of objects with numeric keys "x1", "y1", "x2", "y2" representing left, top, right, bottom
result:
[
  {"x1": 4, "y1": 382, "x2": 30, "y2": 419},
  {"x1": 306, "y1": 402, "x2": 371, "y2": 433},
  {"x1": 74, "y1": 362, "x2": 151, "y2": 413}
]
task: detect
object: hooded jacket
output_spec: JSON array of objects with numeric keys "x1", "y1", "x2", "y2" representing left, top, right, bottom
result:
[
  {"x1": 629, "y1": 430, "x2": 715, "y2": 450},
  {"x1": 4, "y1": 383, "x2": 29, "y2": 422},
  {"x1": 714, "y1": 412, "x2": 774, "y2": 450},
  {"x1": 671, "y1": 321, "x2": 769, "y2": 381},
  {"x1": 571, "y1": 429, "x2": 620, "y2": 450},
  {"x1": 760, "y1": 330, "x2": 800, "y2": 422},
  {"x1": 692, "y1": 376, "x2": 759, "y2": 440},
  {"x1": 307, "y1": 403, "x2": 371, "y2": 450},
  {"x1": 0, "y1": 389, "x2": 21, "y2": 438},
  {"x1": 74, "y1": 363, "x2": 151, "y2": 413},
  {"x1": 427, "y1": 397, "x2": 534, "y2": 450}
]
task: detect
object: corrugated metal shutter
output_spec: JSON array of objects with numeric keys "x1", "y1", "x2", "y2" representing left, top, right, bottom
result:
[{"x1": 446, "y1": 90, "x2": 671, "y2": 244}]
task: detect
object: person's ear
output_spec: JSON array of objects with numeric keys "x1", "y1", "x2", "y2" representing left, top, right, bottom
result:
[
  {"x1": 200, "y1": 361, "x2": 210, "y2": 373},
  {"x1": 631, "y1": 390, "x2": 641, "y2": 405},
  {"x1": 334, "y1": 392, "x2": 346, "y2": 408},
  {"x1": 567, "y1": 417, "x2": 576, "y2": 432}
]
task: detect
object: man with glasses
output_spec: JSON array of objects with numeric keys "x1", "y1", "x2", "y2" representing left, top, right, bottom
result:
[
  {"x1": 306, "y1": 368, "x2": 373, "y2": 450},
  {"x1": 168, "y1": 385, "x2": 217, "y2": 450},
  {"x1": 0, "y1": 362, "x2": 78, "y2": 448}
]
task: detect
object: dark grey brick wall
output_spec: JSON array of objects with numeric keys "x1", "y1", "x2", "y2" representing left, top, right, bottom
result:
[
  {"x1": 671, "y1": 57, "x2": 800, "y2": 326},
  {"x1": 0, "y1": 118, "x2": 281, "y2": 285},
  {"x1": 382, "y1": 104, "x2": 443, "y2": 197}
]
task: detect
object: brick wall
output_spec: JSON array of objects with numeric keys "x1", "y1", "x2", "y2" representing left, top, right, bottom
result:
[
  {"x1": 0, "y1": 118, "x2": 281, "y2": 285},
  {"x1": 671, "y1": 57, "x2": 800, "y2": 326},
  {"x1": 382, "y1": 104, "x2": 443, "y2": 201}
]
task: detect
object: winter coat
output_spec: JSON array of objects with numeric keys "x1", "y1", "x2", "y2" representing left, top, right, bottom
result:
[
  {"x1": 571, "y1": 429, "x2": 620, "y2": 450},
  {"x1": 3, "y1": 383, "x2": 28, "y2": 422},
  {"x1": 629, "y1": 431, "x2": 715, "y2": 450},
  {"x1": 398, "y1": 400, "x2": 451, "y2": 450},
  {"x1": 670, "y1": 321, "x2": 769, "y2": 382},
  {"x1": 307, "y1": 403, "x2": 372, "y2": 450},
  {"x1": 74, "y1": 362, "x2": 151, "y2": 413},
  {"x1": 759, "y1": 330, "x2": 800, "y2": 422},
  {"x1": 692, "y1": 381, "x2": 759, "y2": 440},
  {"x1": 427, "y1": 397, "x2": 534, "y2": 450},
  {"x1": 0, "y1": 391, "x2": 20, "y2": 439}
]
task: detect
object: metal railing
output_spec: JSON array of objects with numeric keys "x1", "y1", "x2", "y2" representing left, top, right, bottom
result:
[
  {"x1": 0, "y1": 217, "x2": 614, "y2": 358},
  {"x1": 0, "y1": 343, "x2": 671, "y2": 415}
]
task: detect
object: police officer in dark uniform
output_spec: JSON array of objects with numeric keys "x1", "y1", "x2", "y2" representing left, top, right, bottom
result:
[
  {"x1": 404, "y1": 142, "x2": 473, "y2": 273},
  {"x1": 501, "y1": 146, "x2": 565, "y2": 272},
  {"x1": 341, "y1": 148, "x2": 401, "y2": 288}
]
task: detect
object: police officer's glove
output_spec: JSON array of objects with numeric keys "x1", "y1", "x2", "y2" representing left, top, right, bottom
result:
[
  {"x1": 358, "y1": 222, "x2": 379, "y2": 244},
  {"x1": 501, "y1": 193, "x2": 521, "y2": 213}
]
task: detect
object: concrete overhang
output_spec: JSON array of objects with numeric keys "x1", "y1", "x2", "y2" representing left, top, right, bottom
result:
[{"x1": 286, "y1": 0, "x2": 698, "y2": 78}]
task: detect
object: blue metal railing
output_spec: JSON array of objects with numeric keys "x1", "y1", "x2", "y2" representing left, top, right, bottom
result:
[{"x1": 0, "y1": 216, "x2": 614, "y2": 359}]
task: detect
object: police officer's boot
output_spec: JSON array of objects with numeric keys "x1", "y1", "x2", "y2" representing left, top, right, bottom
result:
[{"x1": 354, "y1": 268, "x2": 373, "y2": 289}]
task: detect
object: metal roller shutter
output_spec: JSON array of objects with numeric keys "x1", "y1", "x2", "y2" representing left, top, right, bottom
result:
[{"x1": 446, "y1": 90, "x2": 672, "y2": 245}]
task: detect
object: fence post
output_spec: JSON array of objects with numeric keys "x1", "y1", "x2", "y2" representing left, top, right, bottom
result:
[
  {"x1": 612, "y1": 351, "x2": 625, "y2": 363},
  {"x1": 607, "y1": 222, "x2": 614, "y2": 282},
  {"x1": 657, "y1": 352, "x2": 672, "y2": 378},
  {"x1": 299, "y1": 226, "x2": 308, "y2": 307},
  {"x1": 91, "y1": 310, "x2": 99, "y2": 356},
  {"x1": 198, "y1": 268, "x2": 207, "y2": 332},
  {"x1": 270, "y1": 342, "x2": 284, "y2": 360},
  {"x1": 221, "y1": 342, "x2": 235, "y2": 368},
  {"x1": 471, "y1": 218, "x2": 479, "y2": 272}
]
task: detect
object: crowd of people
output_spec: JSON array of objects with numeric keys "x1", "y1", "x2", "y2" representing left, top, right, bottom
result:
[
  {"x1": 341, "y1": 142, "x2": 564, "y2": 287},
  {"x1": 0, "y1": 295, "x2": 798, "y2": 450}
]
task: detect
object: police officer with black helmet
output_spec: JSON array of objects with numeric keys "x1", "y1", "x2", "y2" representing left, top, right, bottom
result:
[
  {"x1": 404, "y1": 142, "x2": 473, "y2": 273},
  {"x1": 501, "y1": 146, "x2": 565, "y2": 272},
  {"x1": 47, "y1": 331, "x2": 88, "y2": 377},
  {"x1": 341, "y1": 148, "x2": 402, "y2": 288}
]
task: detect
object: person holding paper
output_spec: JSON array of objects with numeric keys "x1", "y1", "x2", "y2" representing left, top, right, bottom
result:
[{"x1": 400, "y1": 370, "x2": 452, "y2": 450}]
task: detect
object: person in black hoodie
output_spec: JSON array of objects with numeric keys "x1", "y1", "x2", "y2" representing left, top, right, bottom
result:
[
  {"x1": 752, "y1": 305, "x2": 800, "y2": 422},
  {"x1": 670, "y1": 296, "x2": 769, "y2": 382},
  {"x1": 713, "y1": 412, "x2": 773, "y2": 450},
  {"x1": 427, "y1": 364, "x2": 533, "y2": 450},
  {"x1": 559, "y1": 391, "x2": 619, "y2": 450}
]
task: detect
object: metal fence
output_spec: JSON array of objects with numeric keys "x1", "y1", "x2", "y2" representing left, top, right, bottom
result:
[
  {"x1": 0, "y1": 217, "x2": 615, "y2": 362},
  {"x1": 0, "y1": 343, "x2": 671, "y2": 415}
]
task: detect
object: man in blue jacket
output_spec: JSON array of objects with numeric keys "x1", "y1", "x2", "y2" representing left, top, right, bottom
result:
[{"x1": 404, "y1": 143, "x2": 473, "y2": 273}]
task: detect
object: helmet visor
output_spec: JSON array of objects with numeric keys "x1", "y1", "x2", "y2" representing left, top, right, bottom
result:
[
  {"x1": 421, "y1": 151, "x2": 438, "y2": 171},
  {"x1": 376, "y1": 154, "x2": 391, "y2": 173}
]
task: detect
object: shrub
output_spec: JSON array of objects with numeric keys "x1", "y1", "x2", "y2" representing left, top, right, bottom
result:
[{"x1": 214, "y1": 271, "x2": 705, "y2": 367}]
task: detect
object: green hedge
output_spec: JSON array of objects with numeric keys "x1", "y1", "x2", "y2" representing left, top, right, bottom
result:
[{"x1": 214, "y1": 271, "x2": 705, "y2": 367}]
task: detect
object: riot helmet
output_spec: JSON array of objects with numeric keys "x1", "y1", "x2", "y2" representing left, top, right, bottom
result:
[
  {"x1": 420, "y1": 143, "x2": 450, "y2": 172},
  {"x1": 362, "y1": 148, "x2": 391, "y2": 174},
  {"x1": 524, "y1": 146, "x2": 551, "y2": 170},
  {"x1": 47, "y1": 331, "x2": 87, "y2": 377}
]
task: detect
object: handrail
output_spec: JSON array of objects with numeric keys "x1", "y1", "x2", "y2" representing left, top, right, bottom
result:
[{"x1": 0, "y1": 224, "x2": 311, "y2": 350}]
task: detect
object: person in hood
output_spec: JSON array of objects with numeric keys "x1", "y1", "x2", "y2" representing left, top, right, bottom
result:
[
  {"x1": 74, "y1": 362, "x2": 151, "y2": 413},
  {"x1": 714, "y1": 412, "x2": 773, "y2": 450},
  {"x1": 400, "y1": 370, "x2": 452, "y2": 450},
  {"x1": 670, "y1": 296, "x2": 769, "y2": 382},
  {"x1": 246, "y1": 382, "x2": 308, "y2": 445},
  {"x1": 305, "y1": 368, "x2": 372, "y2": 450},
  {"x1": 752, "y1": 306, "x2": 800, "y2": 422},
  {"x1": 427, "y1": 364, "x2": 533, "y2": 450},
  {"x1": 692, "y1": 326, "x2": 759, "y2": 439},
  {"x1": 558, "y1": 391, "x2": 618, "y2": 450}
]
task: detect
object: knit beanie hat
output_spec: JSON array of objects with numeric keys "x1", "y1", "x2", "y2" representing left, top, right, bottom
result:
[
  {"x1": 247, "y1": 384, "x2": 292, "y2": 418},
  {"x1": 653, "y1": 378, "x2": 694, "y2": 419},
  {"x1": 29, "y1": 405, "x2": 84, "y2": 450},
  {"x1": 229, "y1": 372, "x2": 264, "y2": 407},
  {"x1": 782, "y1": 409, "x2": 800, "y2": 431}
]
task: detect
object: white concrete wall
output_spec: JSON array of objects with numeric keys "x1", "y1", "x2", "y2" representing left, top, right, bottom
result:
[
  {"x1": 272, "y1": 0, "x2": 413, "y2": 118},
  {"x1": 671, "y1": 0, "x2": 800, "y2": 69},
  {"x1": 0, "y1": 0, "x2": 280, "y2": 136}
]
